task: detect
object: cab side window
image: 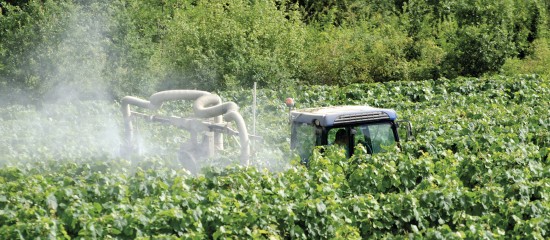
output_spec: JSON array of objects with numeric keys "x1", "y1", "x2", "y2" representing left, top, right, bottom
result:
[
  {"x1": 292, "y1": 123, "x2": 316, "y2": 162},
  {"x1": 355, "y1": 123, "x2": 396, "y2": 154}
]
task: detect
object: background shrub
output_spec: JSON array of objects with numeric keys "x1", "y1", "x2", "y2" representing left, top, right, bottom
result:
[{"x1": 0, "y1": 0, "x2": 548, "y2": 103}]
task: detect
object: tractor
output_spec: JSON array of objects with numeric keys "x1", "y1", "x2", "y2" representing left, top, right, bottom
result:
[
  {"x1": 286, "y1": 98, "x2": 413, "y2": 162},
  {"x1": 119, "y1": 91, "x2": 412, "y2": 172}
]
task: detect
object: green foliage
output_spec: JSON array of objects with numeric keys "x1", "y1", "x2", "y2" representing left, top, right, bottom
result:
[
  {"x1": 2, "y1": 0, "x2": 550, "y2": 103},
  {"x1": 157, "y1": 0, "x2": 306, "y2": 91},
  {"x1": 103, "y1": 0, "x2": 176, "y2": 98},
  {"x1": 0, "y1": 0, "x2": 75, "y2": 103},
  {"x1": 1, "y1": 75, "x2": 549, "y2": 238},
  {"x1": 301, "y1": 14, "x2": 413, "y2": 84},
  {"x1": 502, "y1": 38, "x2": 550, "y2": 79},
  {"x1": 441, "y1": 23, "x2": 514, "y2": 78}
]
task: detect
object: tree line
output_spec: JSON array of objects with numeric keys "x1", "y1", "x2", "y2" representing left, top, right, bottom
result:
[{"x1": 0, "y1": 0, "x2": 549, "y2": 104}]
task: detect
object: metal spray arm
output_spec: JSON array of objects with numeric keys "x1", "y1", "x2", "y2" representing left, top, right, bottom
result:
[{"x1": 120, "y1": 90, "x2": 250, "y2": 166}]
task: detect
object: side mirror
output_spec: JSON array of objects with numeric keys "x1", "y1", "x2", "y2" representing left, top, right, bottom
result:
[{"x1": 396, "y1": 120, "x2": 414, "y2": 141}]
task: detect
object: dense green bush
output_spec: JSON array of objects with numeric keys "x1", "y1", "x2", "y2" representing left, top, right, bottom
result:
[
  {"x1": 104, "y1": 0, "x2": 177, "y2": 98},
  {"x1": 0, "y1": 0, "x2": 75, "y2": 103},
  {"x1": 300, "y1": 14, "x2": 413, "y2": 85},
  {"x1": 502, "y1": 38, "x2": 550, "y2": 79},
  {"x1": 0, "y1": 0, "x2": 167, "y2": 102},
  {"x1": 156, "y1": 0, "x2": 307, "y2": 91},
  {"x1": 1, "y1": 0, "x2": 549, "y2": 104}
]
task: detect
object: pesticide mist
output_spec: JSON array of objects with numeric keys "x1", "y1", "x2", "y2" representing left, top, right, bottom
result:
[
  {"x1": 0, "y1": 1, "x2": 293, "y2": 173},
  {"x1": 0, "y1": 2, "x2": 121, "y2": 165}
]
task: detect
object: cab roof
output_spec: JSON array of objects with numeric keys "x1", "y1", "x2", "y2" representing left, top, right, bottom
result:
[{"x1": 290, "y1": 105, "x2": 397, "y2": 127}]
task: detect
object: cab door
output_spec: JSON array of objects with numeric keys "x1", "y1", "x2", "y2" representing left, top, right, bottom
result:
[{"x1": 353, "y1": 121, "x2": 398, "y2": 154}]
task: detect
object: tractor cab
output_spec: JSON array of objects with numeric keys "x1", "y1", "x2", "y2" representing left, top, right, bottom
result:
[{"x1": 289, "y1": 105, "x2": 412, "y2": 162}]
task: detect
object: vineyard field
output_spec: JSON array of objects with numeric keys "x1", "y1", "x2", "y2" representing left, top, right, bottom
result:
[{"x1": 0, "y1": 75, "x2": 549, "y2": 239}]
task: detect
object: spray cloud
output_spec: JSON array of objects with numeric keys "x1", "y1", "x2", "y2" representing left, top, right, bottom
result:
[{"x1": 1, "y1": 1, "x2": 122, "y2": 164}]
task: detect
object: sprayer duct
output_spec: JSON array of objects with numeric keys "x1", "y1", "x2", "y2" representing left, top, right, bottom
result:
[{"x1": 120, "y1": 90, "x2": 250, "y2": 171}]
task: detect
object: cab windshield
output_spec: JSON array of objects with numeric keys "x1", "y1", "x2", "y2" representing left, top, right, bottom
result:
[
  {"x1": 328, "y1": 122, "x2": 397, "y2": 155},
  {"x1": 292, "y1": 121, "x2": 397, "y2": 162}
]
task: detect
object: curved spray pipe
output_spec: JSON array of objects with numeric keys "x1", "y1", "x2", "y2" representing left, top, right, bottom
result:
[
  {"x1": 121, "y1": 90, "x2": 249, "y2": 165},
  {"x1": 148, "y1": 90, "x2": 224, "y2": 149},
  {"x1": 193, "y1": 94, "x2": 250, "y2": 165}
]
